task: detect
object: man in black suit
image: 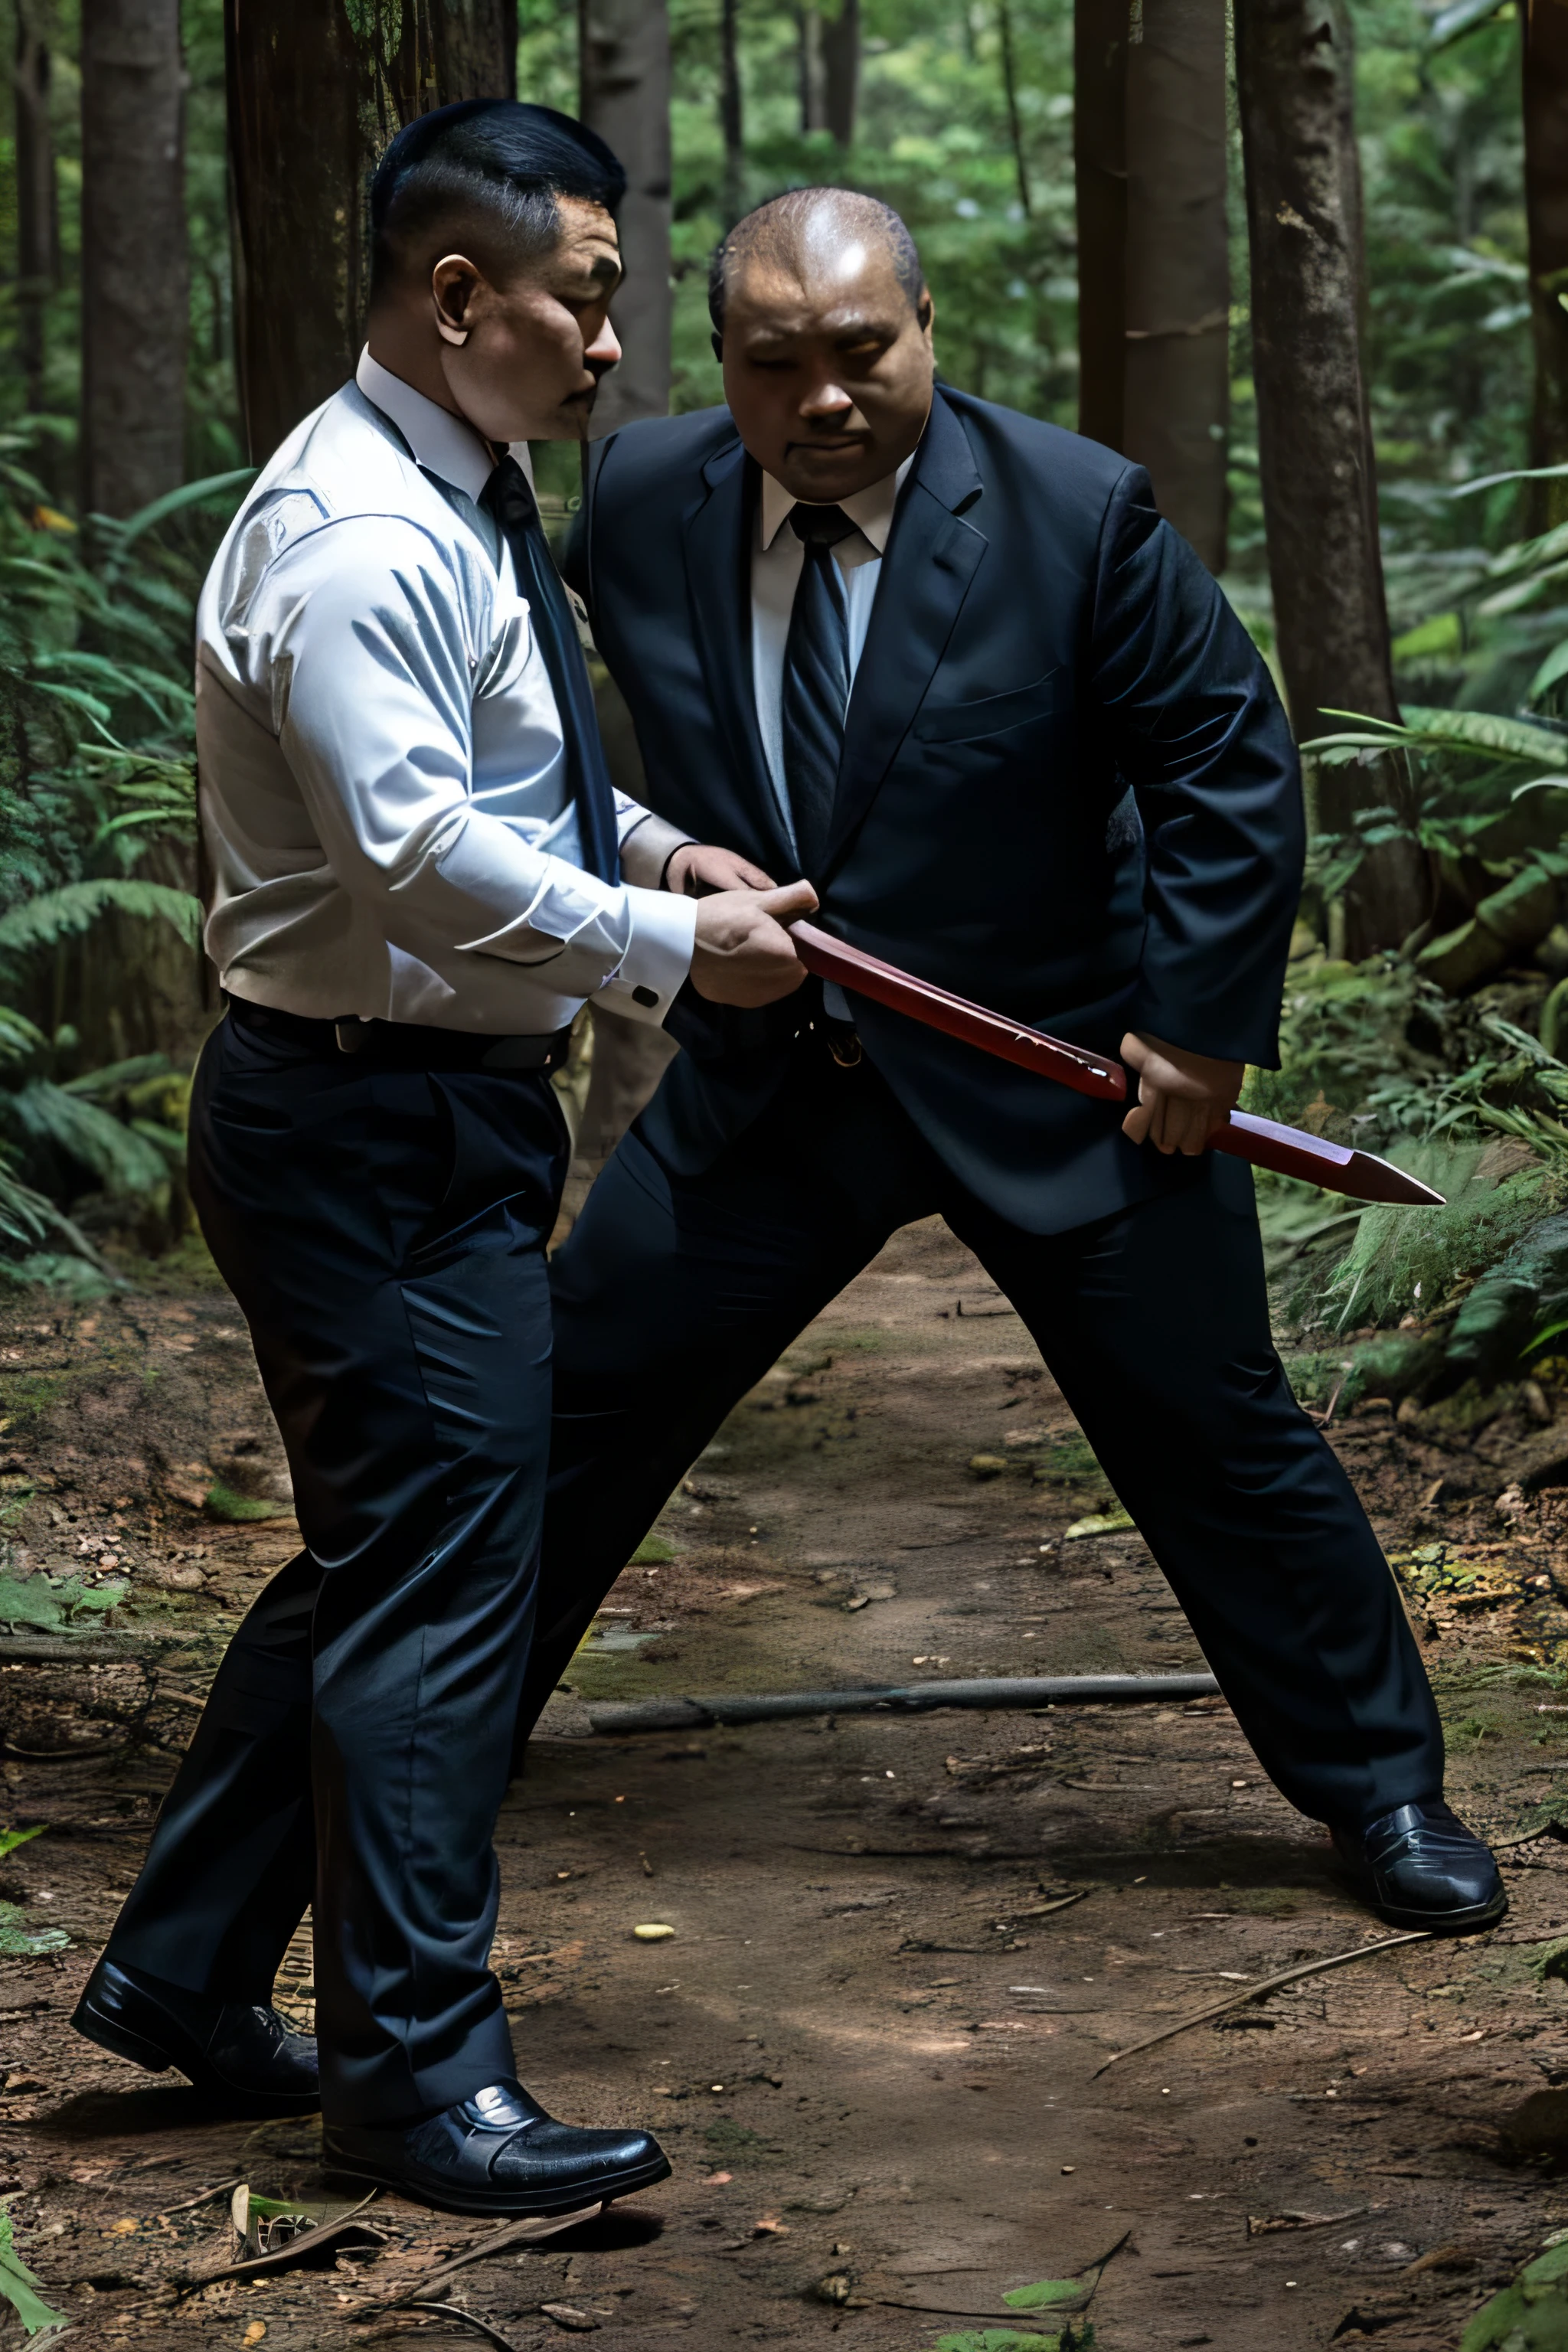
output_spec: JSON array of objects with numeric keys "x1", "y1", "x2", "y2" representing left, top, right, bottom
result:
[{"x1": 521, "y1": 189, "x2": 1502, "y2": 1932}]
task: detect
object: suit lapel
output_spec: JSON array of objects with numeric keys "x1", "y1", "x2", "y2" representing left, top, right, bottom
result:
[
  {"x1": 680, "y1": 436, "x2": 795, "y2": 875},
  {"x1": 828, "y1": 390, "x2": 988, "y2": 871}
]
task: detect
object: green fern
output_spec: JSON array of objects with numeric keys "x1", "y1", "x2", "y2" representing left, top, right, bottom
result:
[
  {"x1": 0, "y1": 878, "x2": 199, "y2": 956},
  {"x1": 8, "y1": 1080, "x2": 173, "y2": 1198}
]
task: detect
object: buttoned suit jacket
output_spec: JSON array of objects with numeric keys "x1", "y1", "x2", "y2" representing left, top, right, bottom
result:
[{"x1": 565, "y1": 384, "x2": 1302, "y2": 1233}]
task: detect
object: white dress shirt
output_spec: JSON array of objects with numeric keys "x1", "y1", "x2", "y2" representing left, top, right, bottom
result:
[{"x1": 195, "y1": 348, "x2": 695, "y2": 1036}]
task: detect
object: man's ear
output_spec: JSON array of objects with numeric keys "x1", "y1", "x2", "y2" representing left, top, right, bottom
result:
[
  {"x1": 432, "y1": 253, "x2": 482, "y2": 348},
  {"x1": 916, "y1": 290, "x2": 935, "y2": 336}
]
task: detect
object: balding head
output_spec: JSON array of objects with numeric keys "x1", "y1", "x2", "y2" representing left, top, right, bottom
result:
[
  {"x1": 711, "y1": 188, "x2": 936, "y2": 505},
  {"x1": 708, "y1": 189, "x2": 925, "y2": 337}
]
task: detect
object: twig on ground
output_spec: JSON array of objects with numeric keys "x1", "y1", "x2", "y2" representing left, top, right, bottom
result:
[
  {"x1": 402, "y1": 2302, "x2": 527, "y2": 2350},
  {"x1": 149, "y1": 1684, "x2": 206, "y2": 1713},
  {"x1": 1305, "y1": 1374, "x2": 1348, "y2": 1429},
  {"x1": 1090, "y1": 1932, "x2": 1432, "y2": 2076},
  {"x1": 875, "y1": 2229, "x2": 1130, "y2": 2319},
  {"x1": 395, "y1": 2204, "x2": 602, "y2": 2300},
  {"x1": 155, "y1": 2178, "x2": 240, "y2": 2220}
]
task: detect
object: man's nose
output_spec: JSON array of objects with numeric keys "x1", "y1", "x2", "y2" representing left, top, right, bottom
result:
[
  {"x1": 799, "y1": 377, "x2": 853, "y2": 421},
  {"x1": 586, "y1": 318, "x2": 622, "y2": 374}
]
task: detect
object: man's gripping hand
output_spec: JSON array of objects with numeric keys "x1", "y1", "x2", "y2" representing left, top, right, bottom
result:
[
  {"x1": 691, "y1": 880, "x2": 818, "y2": 1007},
  {"x1": 1120, "y1": 1031, "x2": 1244, "y2": 1156},
  {"x1": 666, "y1": 842, "x2": 777, "y2": 896}
]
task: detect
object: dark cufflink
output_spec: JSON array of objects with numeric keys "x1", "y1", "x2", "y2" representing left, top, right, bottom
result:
[{"x1": 632, "y1": 985, "x2": 659, "y2": 1008}]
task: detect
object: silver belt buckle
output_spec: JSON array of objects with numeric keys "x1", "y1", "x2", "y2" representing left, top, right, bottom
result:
[{"x1": 335, "y1": 1019, "x2": 368, "y2": 1055}]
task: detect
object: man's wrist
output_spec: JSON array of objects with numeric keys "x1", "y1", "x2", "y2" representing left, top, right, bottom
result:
[{"x1": 661, "y1": 840, "x2": 700, "y2": 893}]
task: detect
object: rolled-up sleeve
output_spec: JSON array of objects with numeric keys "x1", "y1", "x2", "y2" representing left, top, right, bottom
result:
[{"x1": 245, "y1": 516, "x2": 694, "y2": 1024}]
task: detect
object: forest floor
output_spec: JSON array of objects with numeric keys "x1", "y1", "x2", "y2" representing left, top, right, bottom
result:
[{"x1": 5, "y1": 1217, "x2": 1568, "y2": 2351}]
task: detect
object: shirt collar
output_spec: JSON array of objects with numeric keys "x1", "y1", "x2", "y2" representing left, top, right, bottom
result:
[
  {"x1": 355, "y1": 347, "x2": 535, "y2": 505},
  {"x1": 758, "y1": 448, "x2": 916, "y2": 554}
]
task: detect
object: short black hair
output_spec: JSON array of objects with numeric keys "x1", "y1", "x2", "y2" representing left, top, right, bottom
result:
[
  {"x1": 370, "y1": 100, "x2": 626, "y2": 300},
  {"x1": 708, "y1": 189, "x2": 926, "y2": 336}
]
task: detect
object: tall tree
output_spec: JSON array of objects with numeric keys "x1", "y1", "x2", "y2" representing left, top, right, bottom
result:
[
  {"x1": 1122, "y1": 0, "x2": 1228, "y2": 570},
  {"x1": 995, "y1": 0, "x2": 1033, "y2": 216},
  {"x1": 822, "y1": 0, "x2": 860, "y2": 147},
  {"x1": 1073, "y1": 0, "x2": 1126, "y2": 448},
  {"x1": 579, "y1": 0, "x2": 672, "y2": 433},
  {"x1": 720, "y1": 0, "x2": 745, "y2": 224},
  {"x1": 797, "y1": 2, "x2": 827, "y2": 132},
  {"x1": 577, "y1": 0, "x2": 678, "y2": 1191},
  {"x1": 223, "y1": 0, "x2": 516, "y2": 464},
  {"x1": 80, "y1": 0, "x2": 188, "y2": 518},
  {"x1": 1523, "y1": 0, "x2": 1568, "y2": 533},
  {"x1": 1236, "y1": 0, "x2": 1427, "y2": 957},
  {"x1": 14, "y1": 1, "x2": 57, "y2": 417}
]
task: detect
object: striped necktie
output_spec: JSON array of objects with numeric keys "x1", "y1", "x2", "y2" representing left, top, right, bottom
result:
[
  {"x1": 482, "y1": 455, "x2": 619, "y2": 884},
  {"x1": 781, "y1": 504, "x2": 858, "y2": 880}
]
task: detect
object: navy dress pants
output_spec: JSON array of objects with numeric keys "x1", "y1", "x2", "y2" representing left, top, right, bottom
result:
[
  {"x1": 109, "y1": 1009, "x2": 567, "y2": 2126},
  {"x1": 520, "y1": 1039, "x2": 1444, "y2": 1831}
]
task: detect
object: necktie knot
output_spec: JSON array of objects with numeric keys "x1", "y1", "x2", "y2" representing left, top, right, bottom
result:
[
  {"x1": 789, "y1": 503, "x2": 858, "y2": 550},
  {"x1": 482, "y1": 454, "x2": 539, "y2": 537}
]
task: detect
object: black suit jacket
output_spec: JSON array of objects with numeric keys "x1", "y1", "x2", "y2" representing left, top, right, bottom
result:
[{"x1": 567, "y1": 385, "x2": 1302, "y2": 1233}]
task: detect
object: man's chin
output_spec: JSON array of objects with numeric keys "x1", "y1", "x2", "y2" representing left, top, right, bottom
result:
[{"x1": 779, "y1": 450, "x2": 883, "y2": 503}]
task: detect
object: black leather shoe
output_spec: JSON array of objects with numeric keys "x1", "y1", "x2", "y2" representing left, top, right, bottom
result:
[
  {"x1": 1332, "y1": 1799, "x2": 1508, "y2": 1934},
  {"x1": 71, "y1": 1955, "x2": 319, "y2": 2112},
  {"x1": 322, "y1": 2078, "x2": 671, "y2": 2217}
]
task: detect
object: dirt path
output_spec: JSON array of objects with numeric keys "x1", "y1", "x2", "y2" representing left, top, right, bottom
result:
[{"x1": 4, "y1": 1219, "x2": 1568, "y2": 2350}]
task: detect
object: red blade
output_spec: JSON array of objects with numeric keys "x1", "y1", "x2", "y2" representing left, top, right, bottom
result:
[
  {"x1": 789, "y1": 919, "x2": 1126, "y2": 1102},
  {"x1": 789, "y1": 920, "x2": 1446, "y2": 1208},
  {"x1": 1209, "y1": 1111, "x2": 1445, "y2": 1206}
]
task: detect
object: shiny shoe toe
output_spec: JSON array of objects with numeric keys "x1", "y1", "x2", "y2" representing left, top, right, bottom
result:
[
  {"x1": 70, "y1": 1955, "x2": 319, "y2": 2112},
  {"x1": 1332, "y1": 1799, "x2": 1507, "y2": 1935},
  {"x1": 323, "y1": 2078, "x2": 671, "y2": 2217}
]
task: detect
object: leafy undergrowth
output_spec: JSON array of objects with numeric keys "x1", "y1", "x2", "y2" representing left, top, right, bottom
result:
[{"x1": 1254, "y1": 940, "x2": 1568, "y2": 1425}]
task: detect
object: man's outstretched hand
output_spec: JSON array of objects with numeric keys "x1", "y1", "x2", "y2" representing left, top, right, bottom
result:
[
  {"x1": 1120, "y1": 1031, "x2": 1244, "y2": 1156},
  {"x1": 691, "y1": 879, "x2": 817, "y2": 1007}
]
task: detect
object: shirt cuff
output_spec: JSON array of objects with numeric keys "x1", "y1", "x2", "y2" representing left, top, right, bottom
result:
[
  {"x1": 601, "y1": 884, "x2": 697, "y2": 1025},
  {"x1": 619, "y1": 809, "x2": 697, "y2": 890}
]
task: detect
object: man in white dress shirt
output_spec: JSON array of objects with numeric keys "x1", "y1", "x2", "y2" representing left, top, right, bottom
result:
[{"x1": 71, "y1": 100, "x2": 813, "y2": 2220}]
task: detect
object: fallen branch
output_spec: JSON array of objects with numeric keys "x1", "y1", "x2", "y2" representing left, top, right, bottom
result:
[{"x1": 1090, "y1": 1932, "x2": 1432, "y2": 2076}]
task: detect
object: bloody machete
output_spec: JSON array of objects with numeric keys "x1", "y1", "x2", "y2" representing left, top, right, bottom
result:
[{"x1": 788, "y1": 919, "x2": 1444, "y2": 1209}]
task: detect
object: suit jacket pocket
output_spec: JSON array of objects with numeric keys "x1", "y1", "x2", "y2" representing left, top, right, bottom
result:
[{"x1": 913, "y1": 667, "x2": 1060, "y2": 746}]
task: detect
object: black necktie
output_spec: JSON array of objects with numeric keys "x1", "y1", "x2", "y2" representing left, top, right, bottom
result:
[
  {"x1": 781, "y1": 504, "x2": 858, "y2": 879},
  {"x1": 482, "y1": 456, "x2": 619, "y2": 884}
]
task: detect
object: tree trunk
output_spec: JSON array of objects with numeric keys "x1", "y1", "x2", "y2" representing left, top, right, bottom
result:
[
  {"x1": 80, "y1": 0, "x2": 188, "y2": 519},
  {"x1": 822, "y1": 0, "x2": 860, "y2": 147},
  {"x1": 797, "y1": 3, "x2": 827, "y2": 131},
  {"x1": 1074, "y1": 0, "x2": 1127, "y2": 449},
  {"x1": 1122, "y1": 0, "x2": 1228, "y2": 570},
  {"x1": 1524, "y1": 0, "x2": 1568, "y2": 534},
  {"x1": 720, "y1": 0, "x2": 745, "y2": 225},
  {"x1": 579, "y1": 0, "x2": 671, "y2": 434},
  {"x1": 224, "y1": 0, "x2": 516, "y2": 466},
  {"x1": 1236, "y1": 0, "x2": 1427, "y2": 957},
  {"x1": 995, "y1": 0, "x2": 1033, "y2": 216},
  {"x1": 15, "y1": 2, "x2": 57, "y2": 417}
]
